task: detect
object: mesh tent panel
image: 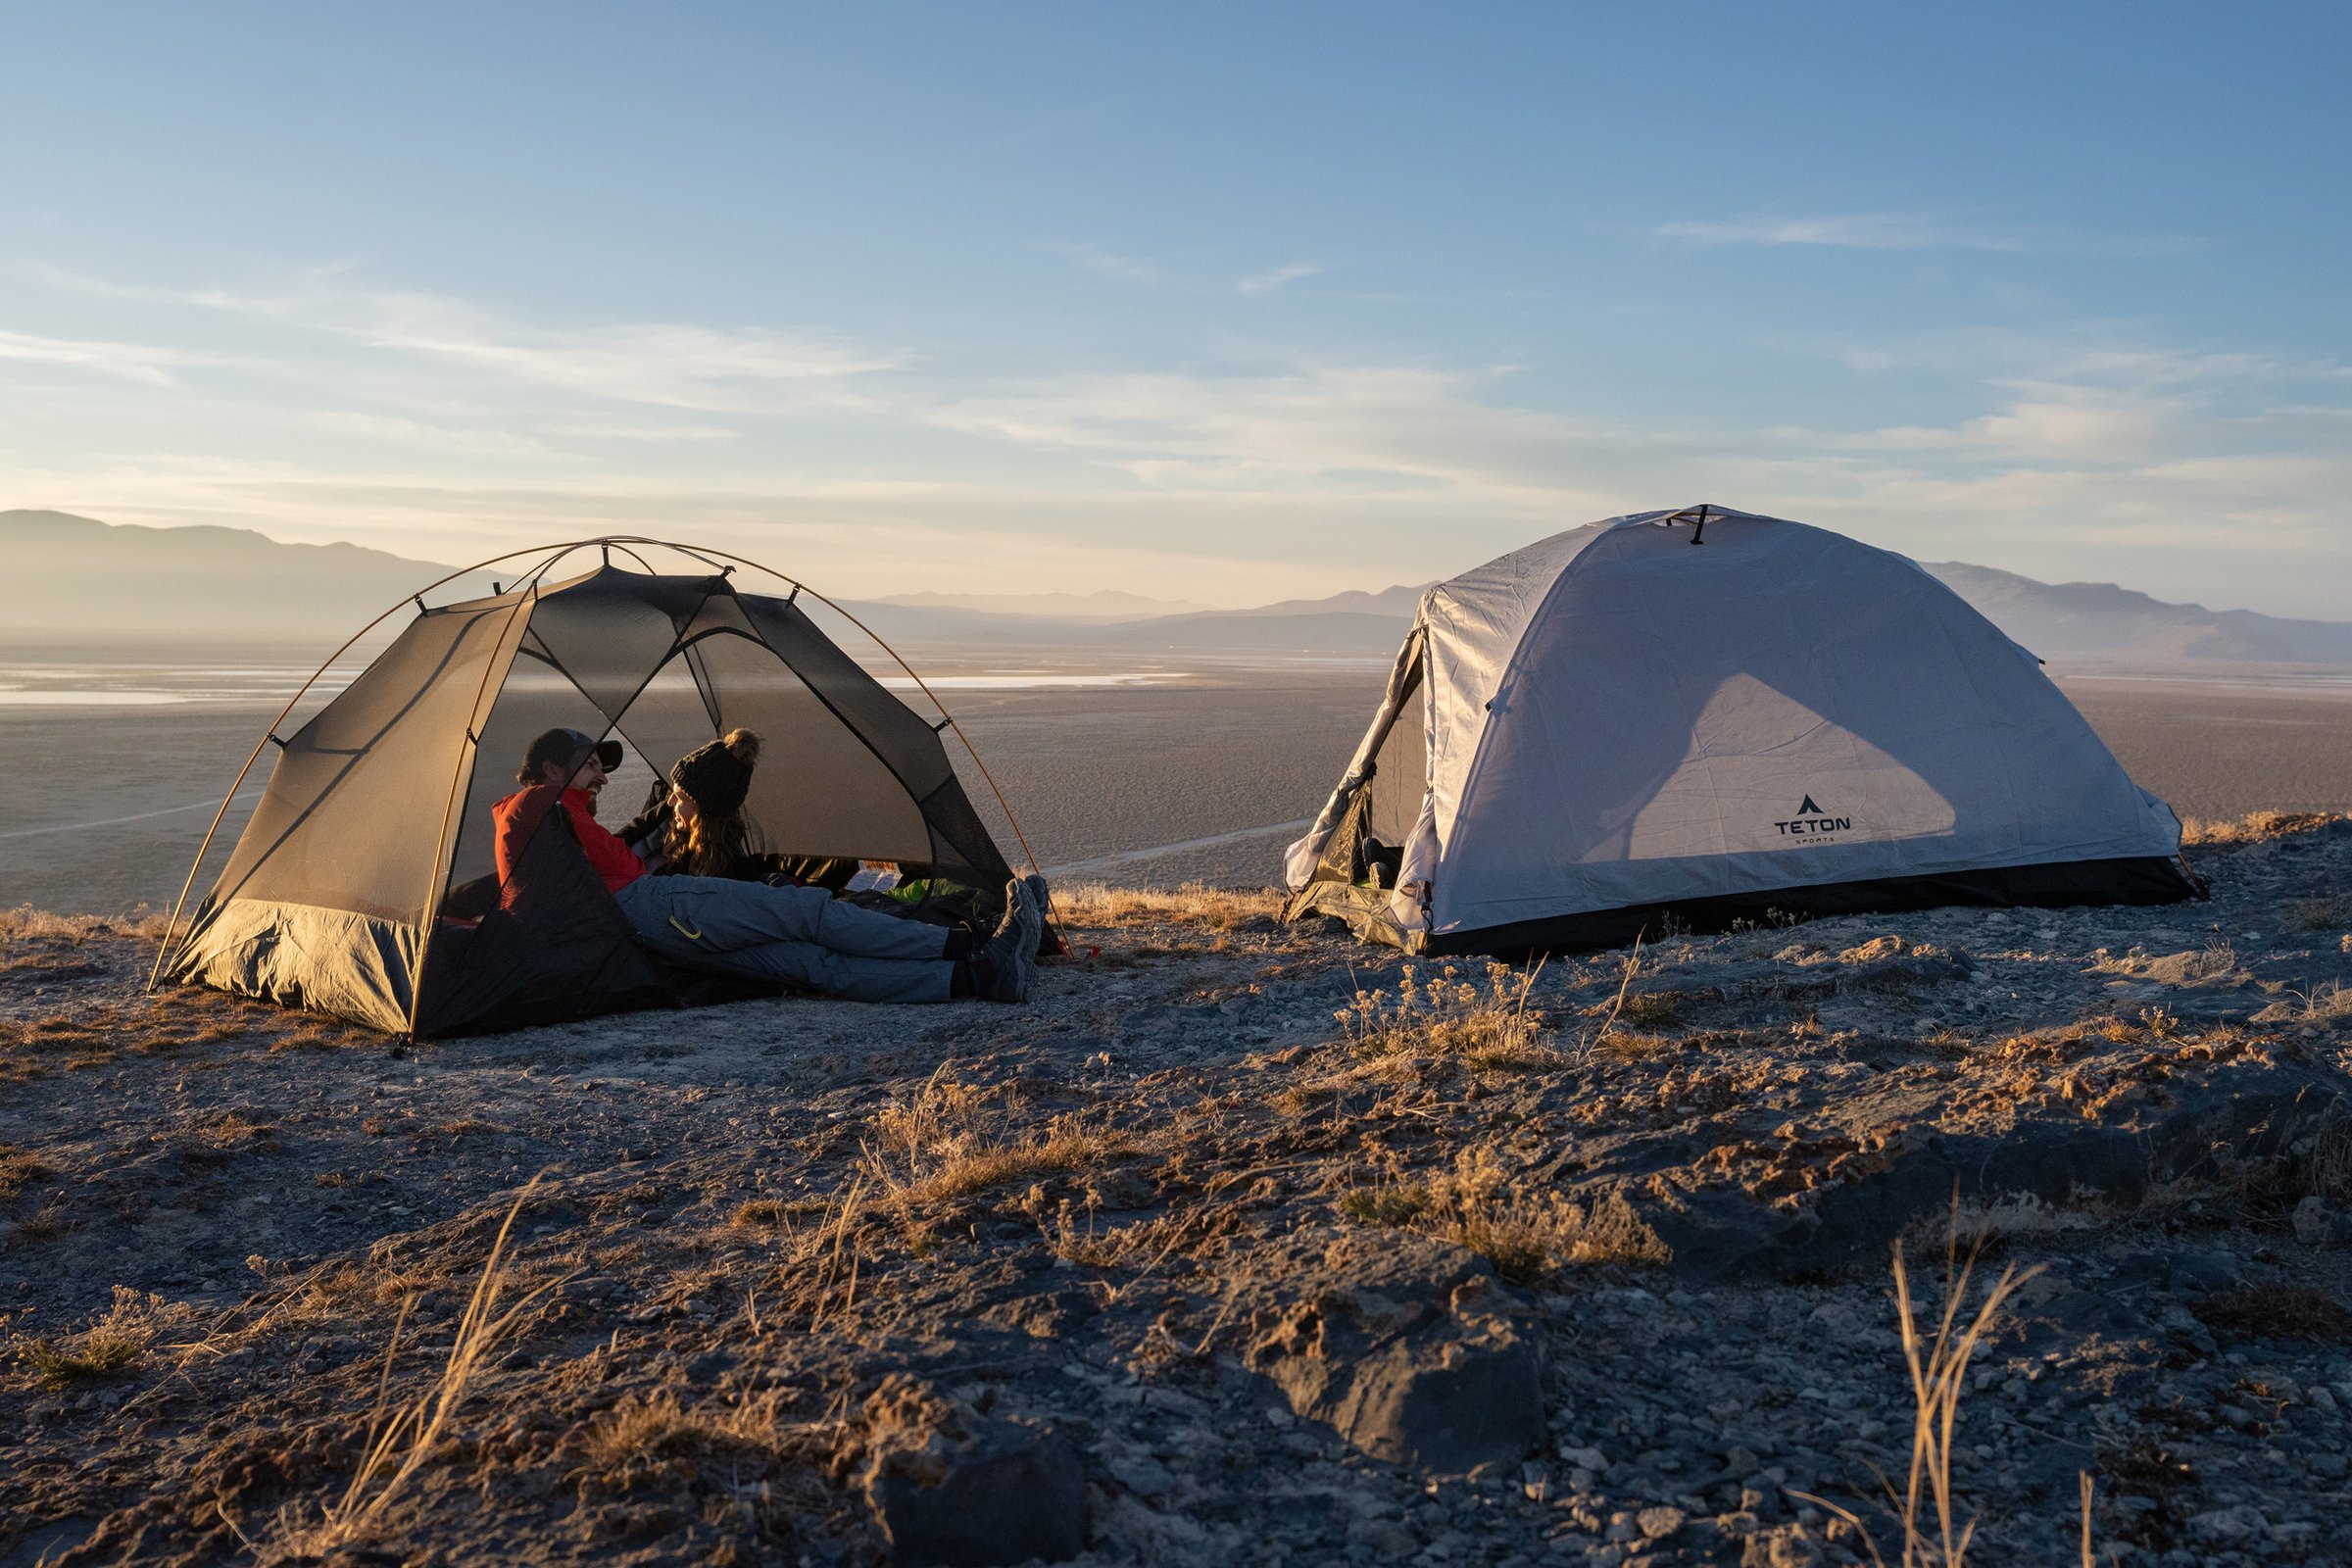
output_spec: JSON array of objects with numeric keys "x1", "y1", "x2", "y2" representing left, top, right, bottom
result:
[
  {"x1": 734, "y1": 595, "x2": 956, "y2": 799},
  {"x1": 1365, "y1": 680, "x2": 1427, "y2": 847},
  {"x1": 684, "y1": 629, "x2": 935, "y2": 862},
  {"x1": 195, "y1": 599, "x2": 530, "y2": 925}
]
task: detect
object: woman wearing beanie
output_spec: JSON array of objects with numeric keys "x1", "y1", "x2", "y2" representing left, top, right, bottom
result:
[
  {"x1": 619, "y1": 728, "x2": 774, "y2": 880},
  {"x1": 494, "y1": 725, "x2": 1043, "y2": 1004}
]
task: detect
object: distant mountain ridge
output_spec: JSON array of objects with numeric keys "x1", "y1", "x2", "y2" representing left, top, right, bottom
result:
[
  {"x1": 0, "y1": 511, "x2": 500, "y2": 638},
  {"x1": 1921, "y1": 562, "x2": 2352, "y2": 665},
  {"x1": 877, "y1": 588, "x2": 1214, "y2": 619},
  {"x1": 5, "y1": 511, "x2": 2347, "y2": 667}
]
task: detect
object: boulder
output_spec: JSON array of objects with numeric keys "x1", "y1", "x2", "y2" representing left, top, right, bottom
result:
[
  {"x1": 863, "y1": 1413, "x2": 1087, "y2": 1566},
  {"x1": 1246, "y1": 1243, "x2": 1544, "y2": 1471}
]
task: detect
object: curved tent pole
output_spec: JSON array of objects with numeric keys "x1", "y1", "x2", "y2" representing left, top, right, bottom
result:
[
  {"x1": 403, "y1": 550, "x2": 578, "y2": 1037},
  {"x1": 144, "y1": 537, "x2": 603, "y2": 992}
]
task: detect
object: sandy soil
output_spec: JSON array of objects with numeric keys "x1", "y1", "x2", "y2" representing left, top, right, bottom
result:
[{"x1": 3, "y1": 814, "x2": 2350, "y2": 1566}]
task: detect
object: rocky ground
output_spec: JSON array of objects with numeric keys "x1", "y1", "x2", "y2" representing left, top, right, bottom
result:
[{"x1": 3, "y1": 813, "x2": 2351, "y2": 1568}]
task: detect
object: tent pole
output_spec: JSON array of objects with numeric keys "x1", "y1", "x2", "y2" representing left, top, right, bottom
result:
[
  {"x1": 402, "y1": 550, "x2": 578, "y2": 1038},
  {"x1": 146, "y1": 539, "x2": 589, "y2": 993}
]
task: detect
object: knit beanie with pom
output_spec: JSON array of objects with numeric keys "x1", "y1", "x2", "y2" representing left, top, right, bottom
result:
[{"x1": 668, "y1": 728, "x2": 761, "y2": 815}]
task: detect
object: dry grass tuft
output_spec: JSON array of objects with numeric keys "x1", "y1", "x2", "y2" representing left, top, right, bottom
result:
[
  {"x1": 567, "y1": 1389, "x2": 833, "y2": 1545},
  {"x1": 0, "y1": 1143, "x2": 54, "y2": 1199},
  {"x1": 274, "y1": 1178, "x2": 564, "y2": 1555},
  {"x1": 0, "y1": 905, "x2": 171, "y2": 944},
  {"x1": 6, "y1": 1287, "x2": 198, "y2": 1390},
  {"x1": 1336, "y1": 959, "x2": 1563, "y2": 1069},
  {"x1": 1339, "y1": 1148, "x2": 1664, "y2": 1281},
  {"x1": 2283, "y1": 894, "x2": 2352, "y2": 932},
  {"x1": 2191, "y1": 1282, "x2": 2352, "y2": 1344},
  {"x1": 1797, "y1": 1239, "x2": 2051, "y2": 1567},
  {"x1": 861, "y1": 1066, "x2": 1138, "y2": 1207},
  {"x1": 576, "y1": 1388, "x2": 780, "y2": 1470},
  {"x1": 1056, "y1": 882, "x2": 1281, "y2": 931},
  {"x1": 2180, "y1": 809, "x2": 2347, "y2": 847}
]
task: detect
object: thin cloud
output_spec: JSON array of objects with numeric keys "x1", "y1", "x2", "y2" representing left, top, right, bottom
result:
[
  {"x1": 0, "y1": 327, "x2": 188, "y2": 385},
  {"x1": 1055, "y1": 243, "x2": 1162, "y2": 284},
  {"x1": 29, "y1": 266, "x2": 901, "y2": 411},
  {"x1": 1237, "y1": 262, "x2": 1322, "y2": 297},
  {"x1": 1657, "y1": 214, "x2": 2199, "y2": 258}
]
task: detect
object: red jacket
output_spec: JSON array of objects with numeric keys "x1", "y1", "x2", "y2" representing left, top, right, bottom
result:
[{"x1": 492, "y1": 785, "x2": 646, "y2": 896}]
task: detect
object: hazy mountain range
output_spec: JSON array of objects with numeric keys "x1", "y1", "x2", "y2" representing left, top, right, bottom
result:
[
  {"x1": 5, "y1": 510, "x2": 2348, "y2": 667},
  {"x1": 876, "y1": 589, "x2": 1215, "y2": 618}
]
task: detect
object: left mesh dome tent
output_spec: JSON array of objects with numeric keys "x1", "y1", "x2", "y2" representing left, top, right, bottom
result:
[{"x1": 152, "y1": 538, "x2": 1029, "y2": 1036}]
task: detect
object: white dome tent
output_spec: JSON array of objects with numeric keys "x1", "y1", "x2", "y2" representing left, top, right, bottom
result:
[{"x1": 1282, "y1": 506, "x2": 2199, "y2": 955}]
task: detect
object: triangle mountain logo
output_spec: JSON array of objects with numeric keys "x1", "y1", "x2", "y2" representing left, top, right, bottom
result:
[{"x1": 1796, "y1": 794, "x2": 1824, "y2": 817}]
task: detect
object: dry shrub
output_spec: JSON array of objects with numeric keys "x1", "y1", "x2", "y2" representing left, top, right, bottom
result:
[
  {"x1": 6, "y1": 1287, "x2": 199, "y2": 1390},
  {"x1": 2180, "y1": 809, "x2": 2346, "y2": 847},
  {"x1": 562, "y1": 1395, "x2": 839, "y2": 1548},
  {"x1": 1056, "y1": 882, "x2": 1280, "y2": 932},
  {"x1": 2284, "y1": 895, "x2": 2351, "y2": 932},
  {"x1": 1336, "y1": 960, "x2": 1562, "y2": 1069},
  {"x1": 2192, "y1": 1282, "x2": 2352, "y2": 1344},
  {"x1": 0, "y1": 905, "x2": 170, "y2": 944},
  {"x1": 0, "y1": 1143, "x2": 53, "y2": 1200},
  {"x1": 732, "y1": 1197, "x2": 811, "y2": 1230},
  {"x1": 577, "y1": 1388, "x2": 782, "y2": 1472},
  {"x1": 1619, "y1": 991, "x2": 1680, "y2": 1028},
  {"x1": 861, "y1": 1067, "x2": 1136, "y2": 1207},
  {"x1": 1338, "y1": 1148, "x2": 1664, "y2": 1282},
  {"x1": 1022, "y1": 1189, "x2": 1196, "y2": 1286}
]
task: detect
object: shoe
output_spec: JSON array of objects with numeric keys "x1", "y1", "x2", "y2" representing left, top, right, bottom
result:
[
  {"x1": 978, "y1": 878, "x2": 1043, "y2": 1003},
  {"x1": 1020, "y1": 872, "x2": 1052, "y2": 924}
]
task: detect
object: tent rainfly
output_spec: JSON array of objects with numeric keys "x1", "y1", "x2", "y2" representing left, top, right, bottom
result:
[
  {"x1": 1283, "y1": 506, "x2": 2199, "y2": 955},
  {"x1": 155, "y1": 538, "x2": 1025, "y2": 1036}
]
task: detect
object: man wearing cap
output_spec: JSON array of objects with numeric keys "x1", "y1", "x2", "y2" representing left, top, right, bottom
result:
[
  {"x1": 492, "y1": 727, "x2": 1041, "y2": 1004},
  {"x1": 495, "y1": 727, "x2": 641, "y2": 895}
]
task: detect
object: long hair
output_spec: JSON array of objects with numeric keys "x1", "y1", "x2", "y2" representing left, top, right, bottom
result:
[{"x1": 665, "y1": 729, "x2": 761, "y2": 876}]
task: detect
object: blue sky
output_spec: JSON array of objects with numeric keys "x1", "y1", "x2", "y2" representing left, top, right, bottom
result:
[{"x1": 3, "y1": 3, "x2": 2347, "y2": 612}]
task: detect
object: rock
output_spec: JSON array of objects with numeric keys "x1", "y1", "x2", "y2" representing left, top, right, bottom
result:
[
  {"x1": 1641, "y1": 1065, "x2": 2349, "y2": 1283},
  {"x1": 1346, "y1": 1517, "x2": 1418, "y2": 1555},
  {"x1": 2170, "y1": 1249, "x2": 2245, "y2": 1297},
  {"x1": 863, "y1": 1415, "x2": 1088, "y2": 1566},
  {"x1": 2292, "y1": 1195, "x2": 2352, "y2": 1246},
  {"x1": 1247, "y1": 1246, "x2": 1544, "y2": 1472},
  {"x1": 2188, "y1": 1503, "x2": 2270, "y2": 1542},
  {"x1": 1105, "y1": 1450, "x2": 1177, "y2": 1499}
]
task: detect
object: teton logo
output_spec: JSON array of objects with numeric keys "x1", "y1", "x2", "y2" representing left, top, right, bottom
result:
[{"x1": 1774, "y1": 793, "x2": 1852, "y2": 837}]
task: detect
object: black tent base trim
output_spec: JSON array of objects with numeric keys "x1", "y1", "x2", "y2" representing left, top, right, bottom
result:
[{"x1": 1291, "y1": 854, "x2": 2202, "y2": 958}]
